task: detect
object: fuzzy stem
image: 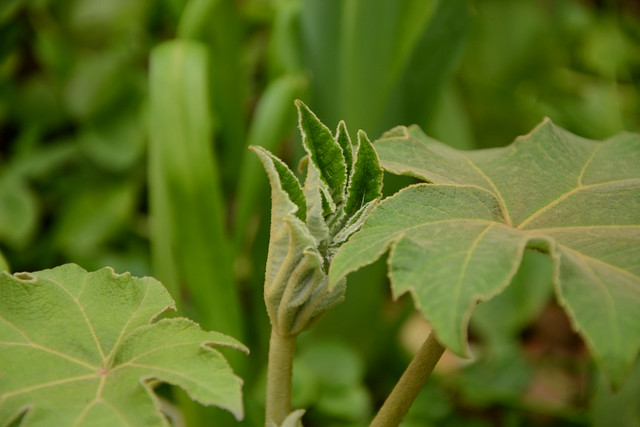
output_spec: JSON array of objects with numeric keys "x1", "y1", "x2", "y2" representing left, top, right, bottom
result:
[
  {"x1": 266, "y1": 328, "x2": 297, "y2": 425},
  {"x1": 370, "y1": 331, "x2": 445, "y2": 427}
]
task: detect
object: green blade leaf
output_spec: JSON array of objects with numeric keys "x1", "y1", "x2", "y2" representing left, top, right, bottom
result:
[
  {"x1": 344, "y1": 130, "x2": 383, "y2": 219},
  {"x1": 330, "y1": 120, "x2": 640, "y2": 387},
  {"x1": 148, "y1": 40, "x2": 242, "y2": 340},
  {"x1": 296, "y1": 100, "x2": 347, "y2": 205},
  {"x1": 0, "y1": 264, "x2": 248, "y2": 425}
]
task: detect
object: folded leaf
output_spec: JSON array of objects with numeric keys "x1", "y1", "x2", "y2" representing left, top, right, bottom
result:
[
  {"x1": 296, "y1": 100, "x2": 347, "y2": 205},
  {"x1": 0, "y1": 264, "x2": 248, "y2": 426},
  {"x1": 344, "y1": 131, "x2": 383, "y2": 219},
  {"x1": 330, "y1": 120, "x2": 640, "y2": 387},
  {"x1": 250, "y1": 145, "x2": 307, "y2": 222},
  {"x1": 336, "y1": 121, "x2": 354, "y2": 180}
]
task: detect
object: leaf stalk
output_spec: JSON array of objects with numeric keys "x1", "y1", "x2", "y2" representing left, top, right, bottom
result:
[
  {"x1": 266, "y1": 329, "x2": 297, "y2": 425},
  {"x1": 370, "y1": 331, "x2": 445, "y2": 427}
]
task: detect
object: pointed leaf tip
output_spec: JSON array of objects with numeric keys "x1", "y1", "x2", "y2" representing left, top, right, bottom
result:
[
  {"x1": 336, "y1": 120, "x2": 353, "y2": 179},
  {"x1": 250, "y1": 145, "x2": 307, "y2": 222},
  {"x1": 344, "y1": 130, "x2": 383, "y2": 218},
  {"x1": 296, "y1": 101, "x2": 347, "y2": 203}
]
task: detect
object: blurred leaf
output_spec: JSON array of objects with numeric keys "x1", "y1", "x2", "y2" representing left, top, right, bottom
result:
[
  {"x1": 0, "y1": 173, "x2": 38, "y2": 248},
  {"x1": 472, "y1": 250, "x2": 554, "y2": 343},
  {"x1": 332, "y1": 121, "x2": 640, "y2": 387},
  {"x1": 67, "y1": 0, "x2": 151, "y2": 44},
  {"x1": 54, "y1": 182, "x2": 136, "y2": 257},
  {"x1": 579, "y1": 20, "x2": 640, "y2": 78},
  {"x1": 0, "y1": 0, "x2": 22, "y2": 24},
  {"x1": 426, "y1": 83, "x2": 475, "y2": 150},
  {"x1": 177, "y1": 0, "x2": 219, "y2": 40},
  {"x1": 179, "y1": 0, "x2": 247, "y2": 192},
  {"x1": 64, "y1": 50, "x2": 139, "y2": 121},
  {"x1": 78, "y1": 105, "x2": 145, "y2": 172},
  {"x1": 316, "y1": 385, "x2": 370, "y2": 421},
  {"x1": 402, "y1": 383, "x2": 453, "y2": 426},
  {"x1": 233, "y1": 74, "x2": 306, "y2": 252},
  {"x1": 335, "y1": 0, "x2": 435, "y2": 132},
  {"x1": 396, "y1": 0, "x2": 471, "y2": 129},
  {"x1": 11, "y1": 141, "x2": 78, "y2": 179},
  {"x1": 457, "y1": 348, "x2": 533, "y2": 406},
  {"x1": 0, "y1": 250, "x2": 8, "y2": 272},
  {"x1": 300, "y1": 0, "x2": 471, "y2": 139},
  {"x1": 0, "y1": 264, "x2": 248, "y2": 425},
  {"x1": 294, "y1": 340, "x2": 371, "y2": 422},
  {"x1": 14, "y1": 76, "x2": 65, "y2": 129},
  {"x1": 148, "y1": 40, "x2": 242, "y2": 339},
  {"x1": 297, "y1": 341, "x2": 365, "y2": 389},
  {"x1": 268, "y1": 0, "x2": 303, "y2": 75},
  {"x1": 591, "y1": 358, "x2": 640, "y2": 427}
]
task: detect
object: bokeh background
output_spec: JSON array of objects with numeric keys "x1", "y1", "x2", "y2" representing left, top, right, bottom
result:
[{"x1": 1, "y1": 0, "x2": 639, "y2": 426}]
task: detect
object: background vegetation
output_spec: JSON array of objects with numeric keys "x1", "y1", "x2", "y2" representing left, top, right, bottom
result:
[{"x1": 1, "y1": 0, "x2": 639, "y2": 425}]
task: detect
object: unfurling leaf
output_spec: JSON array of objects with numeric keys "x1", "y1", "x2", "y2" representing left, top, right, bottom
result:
[
  {"x1": 330, "y1": 120, "x2": 640, "y2": 387},
  {"x1": 344, "y1": 131, "x2": 383, "y2": 219},
  {"x1": 0, "y1": 264, "x2": 248, "y2": 426},
  {"x1": 251, "y1": 101, "x2": 383, "y2": 336},
  {"x1": 296, "y1": 100, "x2": 347, "y2": 206}
]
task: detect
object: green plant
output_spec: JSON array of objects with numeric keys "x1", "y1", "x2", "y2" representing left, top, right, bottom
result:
[
  {"x1": 2, "y1": 1, "x2": 640, "y2": 426},
  {"x1": 250, "y1": 102, "x2": 638, "y2": 425},
  {"x1": 251, "y1": 100, "x2": 383, "y2": 425},
  {"x1": 1, "y1": 103, "x2": 639, "y2": 426}
]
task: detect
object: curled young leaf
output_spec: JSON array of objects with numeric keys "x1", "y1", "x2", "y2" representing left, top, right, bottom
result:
[
  {"x1": 296, "y1": 100, "x2": 347, "y2": 206},
  {"x1": 252, "y1": 102, "x2": 383, "y2": 336}
]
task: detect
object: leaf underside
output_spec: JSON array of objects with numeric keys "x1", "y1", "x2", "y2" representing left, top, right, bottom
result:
[
  {"x1": 0, "y1": 264, "x2": 248, "y2": 426},
  {"x1": 330, "y1": 120, "x2": 640, "y2": 387}
]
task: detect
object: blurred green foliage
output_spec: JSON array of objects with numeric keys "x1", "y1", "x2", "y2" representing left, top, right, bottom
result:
[{"x1": 1, "y1": 0, "x2": 639, "y2": 426}]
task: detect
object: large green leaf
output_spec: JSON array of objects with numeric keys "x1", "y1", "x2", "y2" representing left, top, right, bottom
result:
[
  {"x1": 0, "y1": 264, "x2": 248, "y2": 425},
  {"x1": 330, "y1": 120, "x2": 640, "y2": 386}
]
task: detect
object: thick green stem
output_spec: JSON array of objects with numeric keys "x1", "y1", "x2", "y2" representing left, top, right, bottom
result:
[
  {"x1": 266, "y1": 328, "x2": 297, "y2": 425},
  {"x1": 370, "y1": 331, "x2": 445, "y2": 427}
]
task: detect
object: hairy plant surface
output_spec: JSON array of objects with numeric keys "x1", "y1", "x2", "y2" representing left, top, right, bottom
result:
[
  {"x1": 0, "y1": 264, "x2": 247, "y2": 426},
  {"x1": 331, "y1": 120, "x2": 640, "y2": 387}
]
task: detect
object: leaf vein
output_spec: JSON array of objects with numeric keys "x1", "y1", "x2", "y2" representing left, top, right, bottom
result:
[
  {"x1": 518, "y1": 178, "x2": 640, "y2": 229},
  {"x1": 107, "y1": 281, "x2": 153, "y2": 368},
  {"x1": 462, "y1": 156, "x2": 512, "y2": 226},
  {"x1": 49, "y1": 275, "x2": 107, "y2": 361},
  {"x1": 1, "y1": 374, "x2": 97, "y2": 399},
  {"x1": 0, "y1": 316, "x2": 97, "y2": 370}
]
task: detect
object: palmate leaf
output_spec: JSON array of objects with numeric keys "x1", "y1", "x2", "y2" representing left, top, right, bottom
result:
[
  {"x1": 330, "y1": 119, "x2": 640, "y2": 386},
  {"x1": 0, "y1": 264, "x2": 248, "y2": 426}
]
